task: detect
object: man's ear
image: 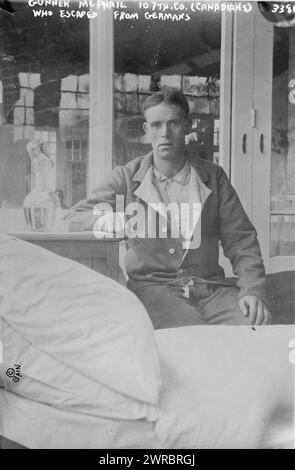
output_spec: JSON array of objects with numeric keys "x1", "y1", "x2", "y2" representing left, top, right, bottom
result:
[{"x1": 143, "y1": 122, "x2": 147, "y2": 134}]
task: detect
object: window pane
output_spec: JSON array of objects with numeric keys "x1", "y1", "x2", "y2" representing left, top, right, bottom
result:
[
  {"x1": 271, "y1": 215, "x2": 295, "y2": 257},
  {"x1": 113, "y1": 2, "x2": 221, "y2": 166},
  {"x1": 0, "y1": 4, "x2": 89, "y2": 232},
  {"x1": 73, "y1": 150, "x2": 80, "y2": 161},
  {"x1": 66, "y1": 150, "x2": 72, "y2": 161},
  {"x1": 81, "y1": 141, "x2": 88, "y2": 161}
]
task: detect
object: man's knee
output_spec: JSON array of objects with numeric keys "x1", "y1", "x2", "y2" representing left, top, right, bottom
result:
[
  {"x1": 199, "y1": 286, "x2": 252, "y2": 325},
  {"x1": 129, "y1": 283, "x2": 205, "y2": 329}
]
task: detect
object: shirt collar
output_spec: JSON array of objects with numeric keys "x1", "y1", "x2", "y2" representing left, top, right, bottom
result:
[{"x1": 153, "y1": 158, "x2": 191, "y2": 185}]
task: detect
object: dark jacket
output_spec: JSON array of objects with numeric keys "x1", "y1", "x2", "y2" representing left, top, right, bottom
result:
[{"x1": 69, "y1": 152, "x2": 267, "y2": 304}]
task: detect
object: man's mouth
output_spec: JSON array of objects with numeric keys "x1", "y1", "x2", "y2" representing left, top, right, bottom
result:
[{"x1": 159, "y1": 143, "x2": 173, "y2": 147}]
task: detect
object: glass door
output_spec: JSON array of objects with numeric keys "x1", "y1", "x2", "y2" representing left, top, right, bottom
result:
[
  {"x1": 251, "y1": 6, "x2": 295, "y2": 273},
  {"x1": 269, "y1": 26, "x2": 295, "y2": 270}
]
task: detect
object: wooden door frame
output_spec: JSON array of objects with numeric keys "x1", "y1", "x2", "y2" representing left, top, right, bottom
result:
[
  {"x1": 231, "y1": 4, "x2": 295, "y2": 273},
  {"x1": 252, "y1": 7, "x2": 274, "y2": 272},
  {"x1": 220, "y1": 11, "x2": 234, "y2": 178}
]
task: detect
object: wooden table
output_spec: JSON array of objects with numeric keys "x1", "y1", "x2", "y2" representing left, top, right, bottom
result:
[{"x1": 10, "y1": 232, "x2": 123, "y2": 282}]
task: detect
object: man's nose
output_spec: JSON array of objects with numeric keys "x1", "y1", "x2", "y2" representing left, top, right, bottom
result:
[{"x1": 161, "y1": 123, "x2": 171, "y2": 137}]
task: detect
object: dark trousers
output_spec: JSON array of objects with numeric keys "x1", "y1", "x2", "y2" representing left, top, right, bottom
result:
[{"x1": 128, "y1": 280, "x2": 250, "y2": 329}]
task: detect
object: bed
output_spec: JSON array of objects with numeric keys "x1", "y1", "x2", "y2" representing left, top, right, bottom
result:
[{"x1": 0, "y1": 233, "x2": 294, "y2": 449}]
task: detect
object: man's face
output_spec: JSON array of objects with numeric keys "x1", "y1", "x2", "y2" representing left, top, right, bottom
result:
[{"x1": 143, "y1": 103, "x2": 188, "y2": 161}]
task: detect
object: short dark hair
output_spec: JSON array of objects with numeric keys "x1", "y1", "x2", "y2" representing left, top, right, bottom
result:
[{"x1": 142, "y1": 88, "x2": 189, "y2": 120}]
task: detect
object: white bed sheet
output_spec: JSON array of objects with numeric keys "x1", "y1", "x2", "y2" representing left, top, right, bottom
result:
[
  {"x1": 155, "y1": 325, "x2": 295, "y2": 449},
  {"x1": 0, "y1": 390, "x2": 161, "y2": 449},
  {"x1": 0, "y1": 325, "x2": 294, "y2": 449}
]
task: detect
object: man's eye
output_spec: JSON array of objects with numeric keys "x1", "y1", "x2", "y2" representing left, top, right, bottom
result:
[
  {"x1": 151, "y1": 122, "x2": 161, "y2": 128},
  {"x1": 170, "y1": 121, "x2": 180, "y2": 126}
]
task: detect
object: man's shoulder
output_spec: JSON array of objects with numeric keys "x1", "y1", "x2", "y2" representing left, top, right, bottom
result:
[
  {"x1": 114, "y1": 152, "x2": 225, "y2": 181},
  {"x1": 194, "y1": 156, "x2": 221, "y2": 171},
  {"x1": 107, "y1": 154, "x2": 148, "y2": 176},
  {"x1": 189, "y1": 154, "x2": 225, "y2": 181},
  {"x1": 116, "y1": 152, "x2": 152, "y2": 180},
  {"x1": 123, "y1": 153, "x2": 151, "y2": 171}
]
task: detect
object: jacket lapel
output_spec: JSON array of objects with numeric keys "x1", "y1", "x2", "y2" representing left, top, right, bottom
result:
[
  {"x1": 180, "y1": 165, "x2": 212, "y2": 253},
  {"x1": 133, "y1": 166, "x2": 163, "y2": 205},
  {"x1": 133, "y1": 153, "x2": 168, "y2": 220},
  {"x1": 131, "y1": 152, "x2": 213, "y2": 244}
]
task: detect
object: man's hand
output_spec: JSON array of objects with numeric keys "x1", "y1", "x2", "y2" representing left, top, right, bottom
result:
[
  {"x1": 239, "y1": 295, "x2": 272, "y2": 325},
  {"x1": 93, "y1": 212, "x2": 125, "y2": 237}
]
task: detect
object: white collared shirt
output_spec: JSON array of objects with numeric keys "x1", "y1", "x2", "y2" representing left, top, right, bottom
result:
[
  {"x1": 153, "y1": 158, "x2": 192, "y2": 206},
  {"x1": 153, "y1": 159, "x2": 202, "y2": 249}
]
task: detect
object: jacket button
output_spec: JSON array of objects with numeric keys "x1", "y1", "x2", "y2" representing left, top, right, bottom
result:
[
  {"x1": 169, "y1": 248, "x2": 175, "y2": 254},
  {"x1": 178, "y1": 268, "x2": 184, "y2": 274}
]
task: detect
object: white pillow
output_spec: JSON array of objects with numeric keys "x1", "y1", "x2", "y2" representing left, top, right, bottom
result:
[{"x1": 0, "y1": 233, "x2": 161, "y2": 421}]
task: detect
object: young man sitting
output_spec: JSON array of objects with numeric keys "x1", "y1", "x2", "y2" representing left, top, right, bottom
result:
[{"x1": 68, "y1": 88, "x2": 271, "y2": 329}]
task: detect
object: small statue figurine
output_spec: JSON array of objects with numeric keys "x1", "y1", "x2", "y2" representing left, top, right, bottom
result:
[{"x1": 23, "y1": 140, "x2": 58, "y2": 231}]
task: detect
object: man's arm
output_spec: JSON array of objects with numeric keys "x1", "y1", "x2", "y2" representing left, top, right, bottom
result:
[
  {"x1": 217, "y1": 167, "x2": 271, "y2": 324},
  {"x1": 66, "y1": 166, "x2": 127, "y2": 231}
]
